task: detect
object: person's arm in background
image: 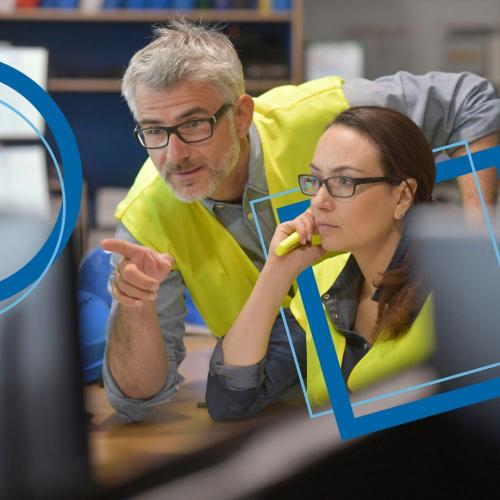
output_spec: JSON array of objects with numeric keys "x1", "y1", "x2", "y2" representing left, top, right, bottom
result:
[
  {"x1": 101, "y1": 223, "x2": 187, "y2": 423},
  {"x1": 343, "y1": 71, "x2": 500, "y2": 216},
  {"x1": 453, "y1": 131, "x2": 499, "y2": 214}
]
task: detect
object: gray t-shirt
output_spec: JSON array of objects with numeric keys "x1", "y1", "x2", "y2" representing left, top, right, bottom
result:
[{"x1": 103, "y1": 71, "x2": 500, "y2": 422}]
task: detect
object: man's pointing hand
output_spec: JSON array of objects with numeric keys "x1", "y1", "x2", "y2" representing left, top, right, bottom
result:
[{"x1": 102, "y1": 239, "x2": 175, "y2": 307}]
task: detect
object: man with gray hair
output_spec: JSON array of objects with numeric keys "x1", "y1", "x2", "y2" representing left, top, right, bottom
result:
[{"x1": 102, "y1": 19, "x2": 500, "y2": 422}]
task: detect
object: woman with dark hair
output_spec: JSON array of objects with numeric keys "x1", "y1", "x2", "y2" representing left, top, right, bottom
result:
[{"x1": 206, "y1": 106, "x2": 436, "y2": 420}]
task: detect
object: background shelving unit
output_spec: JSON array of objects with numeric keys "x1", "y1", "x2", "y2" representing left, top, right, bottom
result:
[{"x1": 0, "y1": 1, "x2": 303, "y2": 227}]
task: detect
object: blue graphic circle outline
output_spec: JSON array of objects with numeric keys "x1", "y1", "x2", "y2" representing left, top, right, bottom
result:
[
  {"x1": 0, "y1": 62, "x2": 82, "y2": 310},
  {"x1": 0, "y1": 98, "x2": 66, "y2": 314}
]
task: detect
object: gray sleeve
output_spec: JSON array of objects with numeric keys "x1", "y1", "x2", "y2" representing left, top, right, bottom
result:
[
  {"x1": 205, "y1": 309, "x2": 306, "y2": 421},
  {"x1": 343, "y1": 71, "x2": 500, "y2": 149},
  {"x1": 102, "y1": 222, "x2": 187, "y2": 423},
  {"x1": 209, "y1": 339, "x2": 266, "y2": 390}
]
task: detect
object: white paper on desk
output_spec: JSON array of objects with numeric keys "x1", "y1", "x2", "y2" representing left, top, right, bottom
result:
[
  {"x1": 306, "y1": 41, "x2": 364, "y2": 81},
  {"x1": 0, "y1": 145, "x2": 50, "y2": 219},
  {"x1": 0, "y1": 46, "x2": 48, "y2": 140}
]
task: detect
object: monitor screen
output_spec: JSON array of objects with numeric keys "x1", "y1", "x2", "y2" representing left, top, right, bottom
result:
[{"x1": 0, "y1": 213, "x2": 92, "y2": 499}]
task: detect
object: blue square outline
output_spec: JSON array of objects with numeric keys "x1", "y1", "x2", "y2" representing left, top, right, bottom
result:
[{"x1": 249, "y1": 142, "x2": 500, "y2": 439}]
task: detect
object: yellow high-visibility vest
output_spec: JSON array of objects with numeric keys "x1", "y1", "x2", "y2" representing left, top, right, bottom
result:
[
  {"x1": 290, "y1": 254, "x2": 435, "y2": 407},
  {"x1": 115, "y1": 76, "x2": 349, "y2": 337}
]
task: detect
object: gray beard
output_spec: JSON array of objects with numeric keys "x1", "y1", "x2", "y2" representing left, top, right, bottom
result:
[{"x1": 161, "y1": 134, "x2": 241, "y2": 203}]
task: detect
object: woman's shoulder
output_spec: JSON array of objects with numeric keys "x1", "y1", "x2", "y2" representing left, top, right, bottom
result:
[
  {"x1": 290, "y1": 252, "x2": 352, "y2": 322},
  {"x1": 311, "y1": 252, "x2": 351, "y2": 296}
]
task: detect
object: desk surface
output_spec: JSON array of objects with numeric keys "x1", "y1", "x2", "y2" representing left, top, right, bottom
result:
[
  {"x1": 85, "y1": 333, "x2": 297, "y2": 487},
  {"x1": 85, "y1": 333, "x2": 443, "y2": 498}
]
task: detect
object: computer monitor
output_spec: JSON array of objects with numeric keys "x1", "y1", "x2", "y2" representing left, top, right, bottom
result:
[
  {"x1": 0, "y1": 213, "x2": 92, "y2": 499},
  {"x1": 409, "y1": 207, "x2": 500, "y2": 382},
  {"x1": 409, "y1": 206, "x2": 500, "y2": 436}
]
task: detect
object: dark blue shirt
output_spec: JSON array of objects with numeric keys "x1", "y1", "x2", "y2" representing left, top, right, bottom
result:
[{"x1": 320, "y1": 231, "x2": 411, "y2": 383}]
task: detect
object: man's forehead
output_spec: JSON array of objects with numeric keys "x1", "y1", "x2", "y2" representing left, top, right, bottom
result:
[{"x1": 135, "y1": 81, "x2": 221, "y2": 110}]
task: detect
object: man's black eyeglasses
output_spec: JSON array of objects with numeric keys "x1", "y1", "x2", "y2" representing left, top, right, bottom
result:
[
  {"x1": 134, "y1": 103, "x2": 233, "y2": 150},
  {"x1": 298, "y1": 174, "x2": 400, "y2": 198}
]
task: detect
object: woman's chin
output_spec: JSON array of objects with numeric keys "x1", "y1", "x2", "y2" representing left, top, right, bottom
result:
[{"x1": 320, "y1": 240, "x2": 349, "y2": 254}]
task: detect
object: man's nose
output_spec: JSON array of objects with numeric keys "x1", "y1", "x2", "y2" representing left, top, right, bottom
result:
[{"x1": 165, "y1": 132, "x2": 190, "y2": 164}]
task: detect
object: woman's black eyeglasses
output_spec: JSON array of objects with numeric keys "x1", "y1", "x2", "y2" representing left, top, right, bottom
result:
[{"x1": 298, "y1": 174, "x2": 400, "y2": 198}]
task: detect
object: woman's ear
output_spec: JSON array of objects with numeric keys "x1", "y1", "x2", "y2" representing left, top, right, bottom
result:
[
  {"x1": 233, "y1": 94, "x2": 254, "y2": 139},
  {"x1": 394, "y1": 178, "x2": 418, "y2": 219}
]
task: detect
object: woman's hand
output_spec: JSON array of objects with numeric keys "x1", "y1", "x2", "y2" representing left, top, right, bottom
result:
[
  {"x1": 267, "y1": 209, "x2": 326, "y2": 278},
  {"x1": 220, "y1": 210, "x2": 325, "y2": 369}
]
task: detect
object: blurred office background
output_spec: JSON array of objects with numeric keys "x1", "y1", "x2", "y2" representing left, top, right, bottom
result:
[
  {"x1": 305, "y1": 0, "x2": 500, "y2": 80},
  {"x1": 1, "y1": 0, "x2": 500, "y2": 254}
]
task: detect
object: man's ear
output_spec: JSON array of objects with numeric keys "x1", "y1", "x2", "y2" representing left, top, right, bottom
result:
[
  {"x1": 233, "y1": 94, "x2": 254, "y2": 139},
  {"x1": 394, "y1": 178, "x2": 418, "y2": 218}
]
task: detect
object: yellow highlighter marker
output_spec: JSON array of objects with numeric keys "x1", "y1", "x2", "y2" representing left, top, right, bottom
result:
[{"x1": 275, "y1": 232, "x2": 322, "y2": 256}]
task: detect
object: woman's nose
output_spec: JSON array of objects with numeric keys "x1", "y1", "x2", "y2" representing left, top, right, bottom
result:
[{"x1": 311, "y1": 184, "x2": 333, "y2": 211}]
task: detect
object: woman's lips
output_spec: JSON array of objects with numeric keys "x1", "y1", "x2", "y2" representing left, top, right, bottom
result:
[{"x1": 317, "y1": 223, "x2": 339, "y2": 232}]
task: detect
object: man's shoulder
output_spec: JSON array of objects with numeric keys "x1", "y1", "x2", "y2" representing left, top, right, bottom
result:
[{"x1": 253, "y1": 76, "x2": 345, "y2": 115}]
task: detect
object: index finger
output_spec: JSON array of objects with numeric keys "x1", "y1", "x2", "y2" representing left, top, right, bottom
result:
[{"x1": 102, "y1": 238, "x2": 142, "y2": 259}]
